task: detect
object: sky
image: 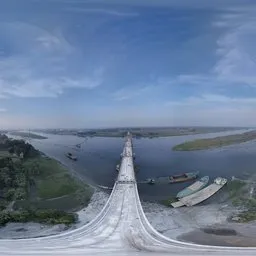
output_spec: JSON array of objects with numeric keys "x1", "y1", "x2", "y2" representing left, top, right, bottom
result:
[{"x1": 1, "y1": 0, "x2": 256, "y2": 129}]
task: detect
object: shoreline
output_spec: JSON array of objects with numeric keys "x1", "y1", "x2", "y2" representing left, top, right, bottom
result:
[{"x1": 1, "y1": 136, "x2": 255, "y2": 247}]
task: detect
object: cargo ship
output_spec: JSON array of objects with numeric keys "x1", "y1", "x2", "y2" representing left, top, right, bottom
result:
[
  {"x1": 66, "y1": 152, "x2": 77, "y2": 161},
  {"x1": 176, "y1": 176, "x2": 209, "y2": 198},
  {"x1": 145, "y1": 171, "x2": 199, "y2": 185},
  {"x1": 169, "y1": 171, "x2": 199, "y2": 183}
]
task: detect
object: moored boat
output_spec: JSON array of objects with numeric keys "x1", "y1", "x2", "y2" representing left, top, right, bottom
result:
[
  {"x1": 146, "y1": 178, "x2": 155, "y2": 184},
  {"x1": 66, "y1": 152, "x2": 77, "y2": 161},
  {"x1": 169, "y1": 171, "x2": 199, "y2": 183},
  {"x1": 214, "y1": 177, "x2": 227, "y2": 185},
  {"x1": 176, "y1": 176, "x2": 209, "y2": 198}
]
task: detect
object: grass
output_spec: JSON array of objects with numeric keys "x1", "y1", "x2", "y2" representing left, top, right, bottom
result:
[
  {"x1": 20, "y1": 156, "x2": 93, "y2": 209},
  {"x1": 227, "y1": 180, "x2": 246, "y2": 198},
  {"x1": 227, "y1": 180, "x2": 256, "y2": 223},
  {"x1": 173, "y1": 130, "x2": 256, "y2": 151},
  {"x1": 38, "y1": 173, "x2": 79, "y2": 199},
  {"x1": 161, "y1": 196, "x2": 177, "y2": 206},
  {"x1": 0, "y1": 150, "x2": 19, "y2": 160},
  {"x1": 0, "y1": 210, "x2": 77, "y2": 226},
  {"x1": 237, "y1": 211, "x2": 256, "y2": 222}
]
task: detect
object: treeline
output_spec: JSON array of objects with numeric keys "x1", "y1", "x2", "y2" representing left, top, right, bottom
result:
[
  {"x1": 0, "y1": 134, "x2": 39, "y2": 158},
  {"x1": 0, "y1": 209, "x2": 77, "y2": 226},
  {"x1": 0, "y1": 135, "x2": 39, "y2": 206},
  {"x1": 0, "y1": 159, "x2": 27, "y2": 207},
  {"x1": 0, "y1": 135, "x2": 79, "y2": 226}
]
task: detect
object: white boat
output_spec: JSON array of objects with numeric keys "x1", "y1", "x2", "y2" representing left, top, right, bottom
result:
[
  {"x1": 176, "y1": 176, "x2": 209, "y2": 198},
  {"x1": 171, "y1": 176, "x2": 228, "y2": 208}
]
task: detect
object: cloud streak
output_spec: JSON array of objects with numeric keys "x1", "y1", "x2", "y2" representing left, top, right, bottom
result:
[
  {"x1": 66, "y1": 7, "x2": 139, "y2": 17},
  {"x1": 0, "y1": 22, "x2": 104, "y2": 98}
]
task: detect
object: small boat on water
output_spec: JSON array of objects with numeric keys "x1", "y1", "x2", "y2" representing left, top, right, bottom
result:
[
  {"x1": 176, "y1": 176, "x2": 209, "y2": 198},
  {"x1": 169, "y1": 171, "x2": 199, "y2": 183},
  {"x1": 145, "y1": 171, "x2": 199, "y2": 185},
  {"x1": 66, "y1": 152, "x2": 77, "y2": 161},
  {"x1": 146, "y1": 178, "x2": 155, "y2": 184}
]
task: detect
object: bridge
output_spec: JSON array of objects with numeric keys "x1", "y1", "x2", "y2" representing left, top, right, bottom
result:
[{"x1": 0, "y1": 133, "x2": 255, "y2": 255}]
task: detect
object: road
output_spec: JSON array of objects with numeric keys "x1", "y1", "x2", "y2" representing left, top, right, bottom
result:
[{"x1": 0, "y1": 133, "x2": 255, "y2": 255}]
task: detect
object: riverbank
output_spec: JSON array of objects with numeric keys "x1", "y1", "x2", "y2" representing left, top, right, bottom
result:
[
  {"x1": 43, "y1": 127, "x2": 241, "y2": 138},
  {"x1": 8, "y1": 131, "x2": 47, "y2": 139},
  {"x1": 0, "y1": 134, "x2": 93, "y2": 227},
  {"x1": 173, "y1": 130, "x2": 256, "y2": 151}
]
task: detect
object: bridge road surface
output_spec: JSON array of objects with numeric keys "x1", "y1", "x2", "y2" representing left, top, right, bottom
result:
[{"x1": 0, "y1": 133, "x2": 255, "y2": 255}]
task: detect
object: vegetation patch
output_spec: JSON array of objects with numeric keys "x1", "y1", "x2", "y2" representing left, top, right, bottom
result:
[
  {"x1": 0, "y1": 210, "x2": 77, "y2": 226},
  {"x1": 173, "y1": 130, "x2": 256, "y2": 151},
  {"x1": 161, "y1": 196, "x2": 177, "y2": 206},
  {"x1": 227, "y1": 180, "x2": 246, "y2": 198},
  {"x1": 0, "y1": 134, "x2": 93, "y2": 227}
]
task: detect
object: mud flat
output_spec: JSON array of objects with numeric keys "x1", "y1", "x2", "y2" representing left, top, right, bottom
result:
[
  {"x1": 142, "y1": 201, "x2": 256, "y2": 247},
  {"x1": 178, "y1": 222, "x2": 256, "y2": 247}
]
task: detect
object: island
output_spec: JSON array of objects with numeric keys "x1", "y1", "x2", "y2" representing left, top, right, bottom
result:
[
  {"x1": 0, "y1": 134, "x2": 93, "y2": 227},
  {"x1": 173, "y1": 130, "x2": 256, "y2": 151}
]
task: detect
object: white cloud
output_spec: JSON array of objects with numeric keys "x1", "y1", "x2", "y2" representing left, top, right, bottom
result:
[
  {"x1": 66, "y1": 7, "x2": 139, "y2": 17},
  {"x1": 165, "y1": 94, "x2": 256, "y2": 126},
  {"x1": 112, "y1": 86, "x2": 153, "y2": 101},
  {"x1": 171, "y1": 7, "x2": 256, "y2": 89},
  {"x1": 213, "y1": 9, "x2": 256, "y2": 86},
  {"x1": 0, "y1": 22, "x2": 104, "y2": 98},
  {"x1": 166, "y1": 94, "x2": 256, "y2": 106}
]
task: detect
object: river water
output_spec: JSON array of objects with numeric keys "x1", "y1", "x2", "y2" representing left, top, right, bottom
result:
[{"x1": 12, "y1": 129, "x2": 256, "y2": 201}]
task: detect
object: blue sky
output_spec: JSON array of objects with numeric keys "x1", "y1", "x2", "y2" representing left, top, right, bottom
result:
[{"x1": 1, "y1": 0, "x2": 256, "y2": 128}]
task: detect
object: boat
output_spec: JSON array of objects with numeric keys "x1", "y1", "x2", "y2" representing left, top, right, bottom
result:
[
  {"x1": 171, "y1": 176, "x2": 227, "y2": 208},
  {"x1": 141, "y1": 171, "x2": 199, "y2": 185},
  {"x1": 146, "y1": 178, "x2": 155, "y2": 184},
  {"x1": 214, "y1": 177, "x2": 227, "y2": 185},
  {"x1": 66, "y1": 152, "x2": 77, "y2": 161},
  {"x1": 169, "y1": 171, "x2": 199, "y2": 183},
  {"x1": 176, "y1": 176, "x2": 209, "y2": 198}
]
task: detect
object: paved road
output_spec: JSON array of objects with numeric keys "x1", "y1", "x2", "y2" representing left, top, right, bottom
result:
[{"x1": 0, "y1": 134, "x2": 255, "y2": 255}]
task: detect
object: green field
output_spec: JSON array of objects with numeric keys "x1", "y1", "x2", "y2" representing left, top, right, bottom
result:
[
  {"x1": 173, "y1": 130, "x2": 256, "y2": 151},
  {"x1": 21, "y1": 156, "x2": 93, "y2": 204}
]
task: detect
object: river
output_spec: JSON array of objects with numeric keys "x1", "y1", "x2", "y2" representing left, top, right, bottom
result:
[{"x1": 11, "y1": 128, "x2": 256, "y2": 202}]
